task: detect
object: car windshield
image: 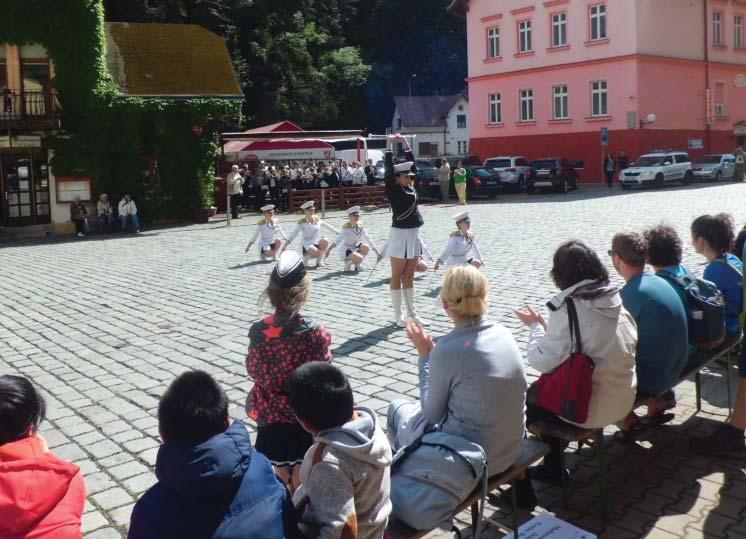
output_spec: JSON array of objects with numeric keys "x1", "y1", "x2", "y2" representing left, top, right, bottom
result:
[
  {"x1": 420, "y1": 169, "x2": 437, "y2": 178},
  {"x1": 700, "y1": 155, "x2": 722, "y2": 164},
  {"x1": 532, "y1": 160, "x2": 558, "y2": 169},
  {"x1": 472, "y1": 168, "x2": 494, "y2": 178},
  {"x1": 634, "y1": 156, "x2": 668, "y2": 167},
  {"x1": 376, "y1": 160, "x2": 384, "y2": 168},
  {"x1": 485, "y1": 159, "x2": 512, "y2": 168}
]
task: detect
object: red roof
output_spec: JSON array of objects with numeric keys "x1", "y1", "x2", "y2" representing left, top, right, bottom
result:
[{"x1": 223, "y1": 121, "x2": 332, "y2": 154}]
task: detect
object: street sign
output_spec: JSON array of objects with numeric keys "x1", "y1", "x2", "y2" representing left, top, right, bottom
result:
[{"x1": 600, "y1": 128, "x2": 609, "y2": 146}]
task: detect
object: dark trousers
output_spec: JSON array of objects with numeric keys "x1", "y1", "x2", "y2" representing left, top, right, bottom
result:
[
  {"x1": 73, "y1": 219, "x2": 87, "y2": 235},
  {"x1": 525, "y1": 401, "x2": 564, "y2": 471},
  {"x1": 605, "y1": 170, "x2": 614, "y2": 187},
  {"x1": 230, "y1": 194, "x2": 241, "y2": 219}
]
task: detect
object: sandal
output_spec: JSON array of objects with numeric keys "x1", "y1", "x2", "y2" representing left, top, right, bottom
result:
[
  {"x1": 642, "y1": 412, "x2": 675, "y2": 427},
  {"x1": 614, "y1": 417, "x2": 649, "y2": 444}
]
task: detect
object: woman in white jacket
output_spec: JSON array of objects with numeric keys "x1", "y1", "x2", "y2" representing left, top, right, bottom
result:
[{"x1": 515, "y1": 240, "x2": 637, "y2": 487}]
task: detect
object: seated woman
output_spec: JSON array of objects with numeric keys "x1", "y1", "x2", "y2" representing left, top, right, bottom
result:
[
  {"x1": 0, "y1": 375, "x2": 86, "y2": 539},
  {"x1": 387, "y1": 265, "x2": 528, "y2": 477},
  {"x1": 514, "y1": 240, "x2": 637, "y2": 484}
]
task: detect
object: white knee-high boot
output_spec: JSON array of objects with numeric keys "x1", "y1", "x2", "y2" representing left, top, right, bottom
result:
[
  {"x1": 403, "y1": 288, "x2": 427, "y2": 326},
  {"x1": 390, "y1": 289, "x2": 406, "y2": 328}
]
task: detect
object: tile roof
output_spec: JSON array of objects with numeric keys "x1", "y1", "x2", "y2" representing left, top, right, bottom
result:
[
  {"x1": 104, "y1": 22, "x2": 243, "y2": 98},
  {"x1": 393, "y1": 94, "x2": 467, "y2": 128}
]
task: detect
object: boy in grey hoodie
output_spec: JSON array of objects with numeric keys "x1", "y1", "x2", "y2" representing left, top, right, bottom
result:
[{"x1": 288, "y1": 362, "x2": 392, "y2": 539}]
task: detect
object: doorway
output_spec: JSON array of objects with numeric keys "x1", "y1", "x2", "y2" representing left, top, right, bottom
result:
[{"x1": 0, "y1": 152, "x2": 51, "y2": 226}]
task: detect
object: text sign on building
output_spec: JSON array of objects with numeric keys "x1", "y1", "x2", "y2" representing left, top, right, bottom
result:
[
  {"x1": 600, "y1": 128, "x2": 609, "y2": 146},
  {"x1": 688, "y1": 139, "x2": 704, "y2": 150},
  {"x1": 735, "y1": 74, "x2": 746, "y2": 88},
  {"x1": 0, "y1": 135, "x2": 42, "y2": 148},
  {"x1": 705, "y1": 88, "x2": 714, "y2": 124}
]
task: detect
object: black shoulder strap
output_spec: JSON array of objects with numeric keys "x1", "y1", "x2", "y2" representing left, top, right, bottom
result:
[{"x1": 566, "y1": 298, "x2": 583, "y2": 354}]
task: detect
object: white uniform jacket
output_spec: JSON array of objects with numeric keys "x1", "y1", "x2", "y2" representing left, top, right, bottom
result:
[
  {"x1": 248, "y1": 218, "x2": 288, "y2": 252},
  {"x1": 437, "y1": 232, "x2": 483, "y2": 267},
  {"x1": 333, "y1": 223, "x2": 378, "y2": 260},
  {"x1": 285, "y1": 216, "x2": 339, "y2": 250}
]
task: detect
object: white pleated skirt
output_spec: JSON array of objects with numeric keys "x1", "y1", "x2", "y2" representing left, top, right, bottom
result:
[{"x1": 386, "y1": 227, "x2": 423, "y2": 260}]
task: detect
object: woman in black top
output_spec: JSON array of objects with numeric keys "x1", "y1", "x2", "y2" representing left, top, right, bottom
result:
[{"x1": 384, "y1": 134, "x2": 426, "y2": 327}]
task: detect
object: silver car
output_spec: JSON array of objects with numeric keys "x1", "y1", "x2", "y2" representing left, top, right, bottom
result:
[
  {"x1": 482, "y1": 156, "x2": 531, "y2": 192},
  {"x1": 692, "y1": 154, "x2": 736, "y2": 182}
]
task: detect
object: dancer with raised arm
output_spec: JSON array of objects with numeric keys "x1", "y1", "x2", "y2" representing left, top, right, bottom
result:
[
  {"x1": 282, "y1": 200, "x2": 339, "y2": 268},
  {"x1": 384, "y1": 134, "x2": 426, "y2": 327},
  {"x1": 434, "y1": 211, "x2": 484, "y2": 271},
  {"x1": 325, "y1": 206, "x2": 381, "y2": 272},
  {"x1": 245, "y1": 204, "x2": 287, "y2": 261}
]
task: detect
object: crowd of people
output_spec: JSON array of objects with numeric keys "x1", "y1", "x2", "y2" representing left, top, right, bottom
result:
[
  {"x1": 69, "y1": 193, "x2": 140, "y2": 237},
  {"x1": 4, "y1": 203, "x2": 745, "y2": 538}
]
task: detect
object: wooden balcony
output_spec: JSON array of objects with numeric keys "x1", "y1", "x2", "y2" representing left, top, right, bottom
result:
[{"x1": 1, "y1": 89, "x2": 61, "y2": 131}]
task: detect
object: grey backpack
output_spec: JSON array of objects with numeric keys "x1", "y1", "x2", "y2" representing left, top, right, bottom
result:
[{"x1": 390, "y1": 431, "x2": 488, "y2": 536}]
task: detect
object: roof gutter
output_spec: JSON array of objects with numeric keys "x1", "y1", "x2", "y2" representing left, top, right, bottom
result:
[{"x1": 121, "y1": 94, "x2": 245, "y2": 101}]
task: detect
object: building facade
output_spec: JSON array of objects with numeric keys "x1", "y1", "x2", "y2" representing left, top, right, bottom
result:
[
  {"x1": 391, "y1": 94, "x2": 470, "y2": 158},
  {"x1": 450, "y1": 0, "x2": 746, "y2": 181}
]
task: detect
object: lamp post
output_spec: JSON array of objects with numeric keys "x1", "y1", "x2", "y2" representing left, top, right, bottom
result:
[
  {"x1": 408, "y1": 73, "x2": 417, "y2": 98},
  {"x1": 639, "y1": 113, "x2": 657, "y2": 129}
]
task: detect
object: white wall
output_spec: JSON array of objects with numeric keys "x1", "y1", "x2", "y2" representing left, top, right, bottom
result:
[
  {"x1": 444, "y1": 96, "x2": 470, "y2": 156},
  {"x1": 391, "y1": 98, "x2": 471, "y2": 158}
]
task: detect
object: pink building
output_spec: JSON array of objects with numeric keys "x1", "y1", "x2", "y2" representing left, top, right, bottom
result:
[{"x1": 449, "y1": 0, "x2": 746, "y2": 181}]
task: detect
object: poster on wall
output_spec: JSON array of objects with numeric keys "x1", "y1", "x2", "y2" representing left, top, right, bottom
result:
[{"x1": 56, "y1": 177, "x2": 92, "y2": 203}]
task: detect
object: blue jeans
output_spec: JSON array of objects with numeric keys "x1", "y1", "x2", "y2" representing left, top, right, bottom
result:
[
  {"x1": 120, "y1": 214, "x2": 139, "y2": 232},
  {"x1": 99, "y1": 215, "x2": 114, "y2": 232}
]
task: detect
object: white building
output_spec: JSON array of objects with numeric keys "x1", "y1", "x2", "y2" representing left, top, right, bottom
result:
[{"x1": 391, "y1": 93, "x2": 469, "y2": 159}]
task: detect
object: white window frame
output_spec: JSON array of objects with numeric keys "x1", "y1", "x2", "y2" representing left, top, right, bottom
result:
[
  {"x1": 488, "y1": 92, "x2": 502, "y2": 124},
  {"x1": 735, "y1": 15, "x2": 743, "y2": 48},
  {"x1": 487, "y1": 27, "x2": 500, "y2": 58},
  {"x1": 591, "y1": 80, "x2": 608, "y2": 117},
  {"x1": 519, "y1": 20, "x2": 533, "y2": 53},
  {"x1": 713, "y1": 11, "x2": 722, "y2": 45},
  {"x1": 519, "y1": 89, "x2": 534, "y2": 122},
  {"x1": 456, "y1": 114, "x2": 467, "y2": 129},
  {"x1": 553, "y1": 85, "x2": 569, "y2": 120},
  {"x1": 589, "y1": 3, "x2": 607, "y2": 41},
  {"x1": 551, "y1": 12, "x2": 567, "y2": 47}
]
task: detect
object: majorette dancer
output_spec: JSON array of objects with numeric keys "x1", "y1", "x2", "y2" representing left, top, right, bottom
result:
[
  {"x1": 245, "y1": 204, "x2": 287, "y2": 261},
  {"x1": 325, "y1": 205, "x2": 381, "y2": 272},
  {"x1": 282, "y1": 200, "x2": 339, "y2": 267},
  {"x1": 434, "y1": 211, "x2": 484, "y2": 271}
]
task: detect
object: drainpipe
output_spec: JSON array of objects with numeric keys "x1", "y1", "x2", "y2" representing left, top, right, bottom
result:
[{"x1": 704, "y1": 0, "x2": 711, "y2": 153}]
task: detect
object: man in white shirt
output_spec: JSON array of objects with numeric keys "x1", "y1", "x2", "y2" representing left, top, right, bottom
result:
[
  {"x1": 227, "y1": 165, "x2": 245, "y2": 219},
  {"x1": 352, "y1": 163, "x2": 366, "y2": 187},
  {"x1": 118, "y1": 193, "x2": 140, "y2": 233}
]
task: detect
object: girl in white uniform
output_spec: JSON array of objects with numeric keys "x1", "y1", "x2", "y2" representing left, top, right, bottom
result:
[
  {"x1": 434, "y1": 211, "x2": 484, "y2": 271},
  {"x1": 245, "y1": 204, "x2": 287, "y2": 261},
  {"x1": 325, "y1": 206, "x2": 381, "y2": 272},
  {"x1": 282, "y1": 200, "x2": 339, "y2": 267}
]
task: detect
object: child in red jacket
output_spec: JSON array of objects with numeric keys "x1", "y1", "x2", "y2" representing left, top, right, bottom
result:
[
  {"x1": 0, "y1": 375, "x2": 86, "y2": 539},
  {"x1": 247, "y1": 251, "x2": 333, "y2": 491}
]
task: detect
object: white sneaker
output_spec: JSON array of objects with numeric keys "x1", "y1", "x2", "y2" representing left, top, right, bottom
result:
[
  {"x1": 77, "y1": 232, "x2": 84, "y2": 237},
  {"x1": 344, "y1": 261, "x2": 353, "y2": 272}
]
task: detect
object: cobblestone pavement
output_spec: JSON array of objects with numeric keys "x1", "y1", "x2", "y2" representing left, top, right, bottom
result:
[{"x1": 2, "y1": 183, "x2": 746, "y2": 538}]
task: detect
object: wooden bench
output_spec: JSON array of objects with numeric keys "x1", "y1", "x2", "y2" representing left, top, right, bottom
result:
[
  {"x1": 289, "y1": 186, "x2": 388, "y2": 212},
  {"x1": 385, "y1": 438, "x2": 550, "y2": 539}
]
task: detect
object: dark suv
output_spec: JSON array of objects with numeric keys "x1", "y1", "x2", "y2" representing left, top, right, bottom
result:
[{"x1": 528, "y1": 158, "x2": 580, "y2": 194}]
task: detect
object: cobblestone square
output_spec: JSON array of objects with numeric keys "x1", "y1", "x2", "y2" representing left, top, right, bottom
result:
[{"x1": 2, "y1": 184, "x2": 746, "y2": 538}]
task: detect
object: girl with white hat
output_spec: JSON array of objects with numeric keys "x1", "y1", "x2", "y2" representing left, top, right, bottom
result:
[
  {"x1": 282, "y1": 200, "x2": 339, "y2": 267},
  {"x1": 245, "y1": 204, "x2": 287, "y2": 261},
  {"x1": 434, "y1": 211, "x2": 484, "y2": 271},
  {"x1": 325, "y1": 206, "x2": 381, "y2": 272},
  {"x1": 384, "y1": 134, "x2": 426, "y2": 327}
]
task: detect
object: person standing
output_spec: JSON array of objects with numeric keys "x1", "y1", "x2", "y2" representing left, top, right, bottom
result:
[
  {"x1": 384, "y1": 134, "x2": 426, "y2": 327},
  {"x1": 437, "y1": 158, "x2": 451, "y2": 202},
  {"x1": 227, "y1": 165, "x2": 245, "y2": 220},
  {"x1": 735, "y1": 147, "x2": 745, "y2": 182},
  {"x1": 618, "y1": 150, "x2": 630, "y2": 181},
  {"x1": 364, "y1": 158, "x2": 376, "y2": 186},
  {"x1": 118, "y1": 193, "x2": 140, "y2": 233},
  {"x1": 70, "y1": 197, "x2": 88, "y2": 237},
  {"x1": 453, "y1": 162, "x2": 467, "y2": 205},
  {"x1": 605, "y1": 154, "x2": 616, "y2": 188}
]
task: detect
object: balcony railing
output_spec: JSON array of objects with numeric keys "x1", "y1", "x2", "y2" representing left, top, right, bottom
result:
[{"x1": 1, "y1": 88, "x2": 61, "y2": 125}]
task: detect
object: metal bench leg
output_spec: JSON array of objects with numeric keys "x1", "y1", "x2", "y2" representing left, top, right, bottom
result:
[
  {"x1": 470, "y1": 502, "x2": 479, "y2": 536},
  {"x1": 560, "y1": 445, "x2": 569, "y2": 508},
  {"x1": 511, "y1": 478, "x2": 519, "y2": 539},
  {"x1": 727, "y1": 351, "x2": 734, "y2": 418},
  {"x1": 695, "y1": 371, "x2": 702, "y2": 413},
  {"x1": 595, "y1": 431, "x2": 608, "y2": 521}
]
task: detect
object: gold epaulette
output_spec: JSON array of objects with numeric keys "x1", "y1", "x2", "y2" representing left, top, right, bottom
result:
[{"x1": 257, "y1": 218, "x2": 266, "y2": 225}]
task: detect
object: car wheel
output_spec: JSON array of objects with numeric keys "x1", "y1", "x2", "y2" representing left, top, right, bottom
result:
[
  {"x1": 715, "y1": 171, "x2": 722, "y2": 183},
  {"x1": 682, "y1": 171, "x2": 693, "y2": 186},
  {"x1": 516, "y1": 175, "x2": 525, "y2": 193},
  {"x1": 621, "y1": 183, "x2": 631, "y2": 190},
  {"x1": 654, "y1": 173, "x2": 665, "y2": 189},
  {"x1": 556, "y1": 179, "x2": 568, "y2": 194}
]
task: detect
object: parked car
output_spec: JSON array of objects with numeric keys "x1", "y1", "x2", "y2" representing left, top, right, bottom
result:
[
  {"x1": 692, "y1": 154, "x2": 737, "y2": 182},
  {"x1": 415, "y1": 166, "x2": 440, "y2": 198},
  {"x1": 374, "y1": 160, "x2": 385, "y2": 184},
  {"x1": 619, "y1": 151, "x2": 694, "y2": 189},
  {"x1": 527, "y1": 158, "x2": 580, "y2": 194},
  {"x1": 451, "y1": 166, "x2": 501, "y2": 199},
  {"x1": 483, "y1": 156, "x2": 531, "y2": 192}
]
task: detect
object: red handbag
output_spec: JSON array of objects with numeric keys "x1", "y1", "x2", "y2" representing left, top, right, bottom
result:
[{"x1": 533, "y1": 298, "x2": 595, "y2": 424}]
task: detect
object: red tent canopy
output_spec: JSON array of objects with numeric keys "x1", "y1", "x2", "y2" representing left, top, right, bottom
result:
[{"x1": 223, "y1": 121, "x2": 335, "y2": 161}]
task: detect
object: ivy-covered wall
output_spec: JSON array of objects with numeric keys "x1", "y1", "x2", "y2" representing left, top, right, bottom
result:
[{"x1": 0, "y1": 0, "x2": 241, "y2": 219}]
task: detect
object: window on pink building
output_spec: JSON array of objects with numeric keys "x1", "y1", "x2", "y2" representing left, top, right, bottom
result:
[
  {"x1": 488, "y1": 92, "x2": 502, "y2": 124},
  {"x1": 519, "y1": 20, "x2": 532, "y2": 52},
  {"x1": 553, "y1": 85, "x2": 569, "y2": 119},
  {"x1": 551, "y1": 13, "x2": 567, "y2": 47},
  {"x1": 591, "y1": 81, "x2": 608, "y2": 116},
  {"x1": 589, "y1": 4, "x2": 606, "y2": 41},
  {"x1": 715, "y1": 82, "x2": 726, "y2": 116},
  {"x1": 519, "y1": 89, "x2": 534, "y2": 121},
  {"x1": 713, "y1": 12, "x2": 723, "y2": 45},
  {"x1": 735, "y1": 15, "x2": 743, "y2": 48},
  {"x1": 487, "y1": 27, "x2": 500, "y2": 58}
]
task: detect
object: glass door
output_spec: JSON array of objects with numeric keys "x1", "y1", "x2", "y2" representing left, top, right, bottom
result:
[
  {"x1": 34, "y1": 159, "x2": 50, "y2": 223},
  {"x1": 2, "y1": 155, "x2": 35, "y2": 225}
]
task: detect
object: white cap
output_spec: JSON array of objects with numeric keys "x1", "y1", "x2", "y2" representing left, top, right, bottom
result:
[
  {"x1": 300, "y1": 200, "x2": 315, "y2": 210},
  {"x1": 261, "y1": 204, "x2": 275, "y2": 212},
  {"x1": 394, "y1": 161, "x2": 416, "y2": 175},
  {"x1": 454, "y1": 211, "x2": 470, "y2": 223},
  {"x1": 347, "y1": 206, "x2": 361, "y2": 214}
]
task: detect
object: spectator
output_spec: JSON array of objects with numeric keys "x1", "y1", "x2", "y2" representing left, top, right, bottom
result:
[
  {"x1": 227, "y1": 164, "x2": 244, "y2": 220},
  {"x1": 514, "y1": 240, "x2": 637, "y2": 482},
  {"x1": 340, "y1": 161, "x2": 352, "y2": 187},
  {"x1": 69, "y1": 196, "x2": 88, "y2": 237},
  {"x1": 128, "y1": 371, "x2": 298, "y2": 539},
  {"x1": 437, "y1": 157, "x2": 451, "y2": 202},
  {"x1": 604, "y1": 154, "x2": 616, "y2": 188},
  {"x1": 690, "y1": 214, "x2": 746, "y2": 458},
  {"x1": 118, "y1": 193, "x2": 140, "y2": 233},
  {"x1": 364, "y1": 158, "x2": 376, "y2": 186},
  {"x1": 618, "y1": 150, "x2": 629, "y2": 179},
  {"x1": 246, "y1": 251, "x2": 333, "y2": 490},
  {"x1": 251, "y1": 170, "x2": 265, "y2": 211},
  {"x1": 610, "y1": 231, "x2": 688, "y2": 436},
  {"x1": 735, "y1": 225, "x2": 746, "y2": 263},
  {"x1": 352, "y1": 162, "x2": 366, "y2": 187},
  {"x1": 97, "y1": 193, "x2": 114, "y2": 233},
  {"x1": 735, "y1": 147, "x2": 745, "y2": 182},
  {"x1": 0, "y1": 375, "x2": 86, "y2": 539},
  {"x1": 289, "y1": 362, "x2": 392, "y2": 539},
  {"x1": 388, "y1": 265, "x2": 527, "y2": 477},
  {"x1": 453, "y1": 162, "x2": 467, "y2": 205},
  {"x1": 328, "y1": 164, "x2": 340, "y2": 188}
]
